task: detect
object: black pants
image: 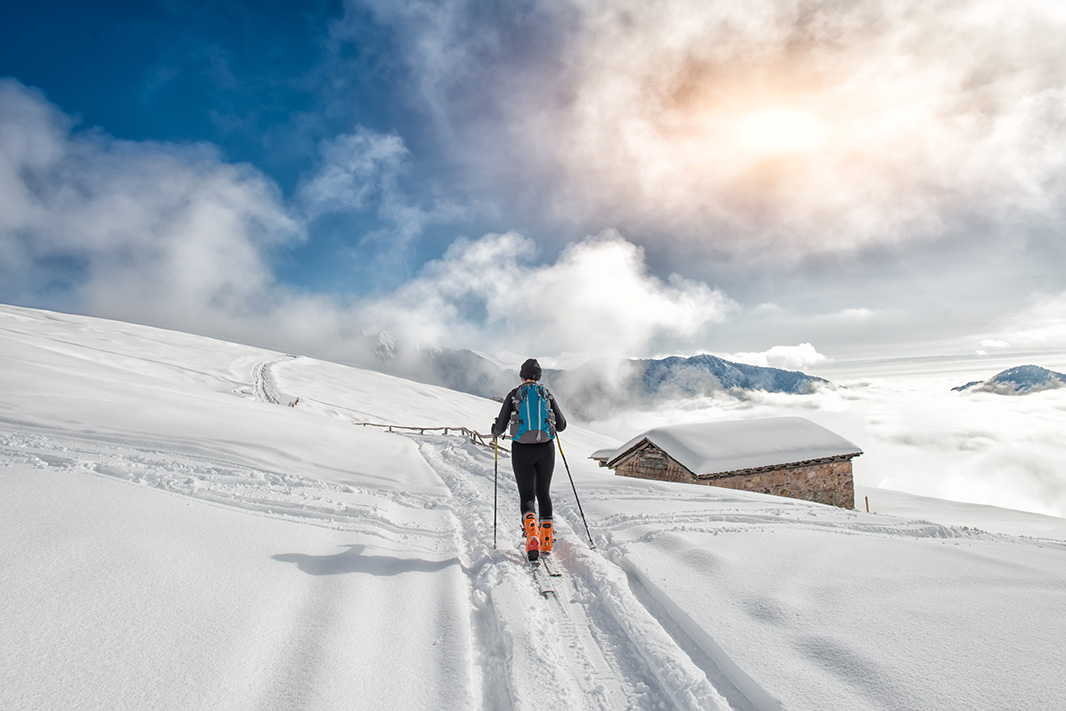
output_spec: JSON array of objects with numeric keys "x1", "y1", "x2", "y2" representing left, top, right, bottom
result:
[{"x1": 512, "y1": 440, "x2": 554, "y2": 521}]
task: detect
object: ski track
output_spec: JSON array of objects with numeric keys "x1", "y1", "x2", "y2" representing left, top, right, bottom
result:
[
  {"x1": 251, "y1": 355, "x2": 297, "y2": 405},
  {"x1": 0, "y1": 425, "x2": 449, "y2": 551},
  {"x1": 418, "y1": 436, "x2": 739, "y2": 711}
]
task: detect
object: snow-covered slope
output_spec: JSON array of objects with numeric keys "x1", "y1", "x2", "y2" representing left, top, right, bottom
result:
[{"x1": 2, "y1": 304, "x2": 1065, "y2": 711}]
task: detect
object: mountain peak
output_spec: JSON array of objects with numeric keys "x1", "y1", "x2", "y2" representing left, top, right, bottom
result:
[{"x1": 952, "y1": 364, "x2": 1066, "y2": 394}]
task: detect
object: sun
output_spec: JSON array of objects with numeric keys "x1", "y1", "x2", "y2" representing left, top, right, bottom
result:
[{"x1": 735, "y1": 108, "x2": 826, "y2": 155}]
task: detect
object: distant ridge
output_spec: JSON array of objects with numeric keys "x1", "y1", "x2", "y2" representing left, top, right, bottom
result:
[
  {"x1": 952, "y1": 365, "x2": 1066, "y2": 394},
  {"x1": 546, "y1": 353, "x2": 826, "y2": 419},
  {"x1": 639, "y1": 353, "x2": 825, "y2": 396},
  {"x1": 349, "y1": 333, "x2": 829, "y2": 416}
]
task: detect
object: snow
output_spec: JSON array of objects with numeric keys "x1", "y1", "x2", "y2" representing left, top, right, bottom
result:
[
  {"x1": 2, "y1": 303, "x2": 1066, "y2": 711},
  {"x1": 602, "y1": 417, "x2": 863, "y2": 475}
]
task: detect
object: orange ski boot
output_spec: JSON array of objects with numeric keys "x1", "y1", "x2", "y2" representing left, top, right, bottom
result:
[
  {"x1": 539, "y1": 519, "x2": 553, "y2": 555},
  {"x1": 523, "y1": 512, "x2": 540, "y2": 561}
]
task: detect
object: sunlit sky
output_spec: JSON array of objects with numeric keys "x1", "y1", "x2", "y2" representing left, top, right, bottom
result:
[{"x1": 3, "y1": 0, "x2": 1066, "y2": 369}]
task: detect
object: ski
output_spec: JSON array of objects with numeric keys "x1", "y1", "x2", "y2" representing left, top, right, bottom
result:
[
  {"x1": 530, "y1": 560, "x2": 555, "y2": 596},
  {"x1": 541, "y1": 556, "x2": 562, "y2": 577}
]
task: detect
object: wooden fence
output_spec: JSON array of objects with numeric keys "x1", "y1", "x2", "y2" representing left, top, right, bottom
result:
[{"x1": 354, "y1": 422, "x2": 508, "y2": 452}]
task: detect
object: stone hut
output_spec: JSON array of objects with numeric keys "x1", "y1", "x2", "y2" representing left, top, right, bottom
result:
[{"x1": 591, "y1": 417, "x2": 862, "y2": 508}]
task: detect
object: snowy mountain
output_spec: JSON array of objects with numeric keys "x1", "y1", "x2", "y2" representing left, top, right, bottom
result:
[
  {"x1": 640, "y1": 353, "x2": 823, "y2": 395},
  {"x1": 349, "y1": 332, "x2": 515, "y2": 399},
  {"x1": 3, "y1": 303, "x2": 1066, "y2": 711},
  {"x1": 345, "y1": 335, "x2": 829, "y2": 418},
  {"x1": 952, "y1": 364, "x2": 1066, "y2": 394},
  {"x1": 547, "y1": 353, "x2": 826, "y2": 419},
  {"x1": 365, "y1": 328, "x2": 399, "y2": 363}
]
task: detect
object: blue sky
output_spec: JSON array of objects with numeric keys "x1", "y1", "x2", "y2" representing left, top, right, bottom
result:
[{"x1": 3, "y1": 0, "x2": 1066, "y2": 369}]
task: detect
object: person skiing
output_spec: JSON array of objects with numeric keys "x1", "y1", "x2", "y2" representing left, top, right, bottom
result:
[{"x1": 491, "y1": 358, "x2": 567, "y2": 561}]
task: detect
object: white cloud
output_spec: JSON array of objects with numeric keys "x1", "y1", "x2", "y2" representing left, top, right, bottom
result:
[
  {"x1": 297, "y1": 127, "x2": 408, "y2": 218},
  {"x1": 356, "y1": 229, "x2": 737, "y2": 357},
  {"x1": 728, "y1": 343, "x2": 830, "y2": 371},
  {"x1": 0, "y1": 79, "x2": 301, "y2": 335},
  {"x1": 0, "y1": 81, "x2": 735, "y2": 361},
  {"x1": 0, "y1": 80, "x2": 394, "y2": 366},
  {"x1": 977, "y1": 339, "x2": 1011, "y2": 355},
  {"x1": 297, "y1": 126, "x2": 466, "y2": 286},
  {"x1": 1010, "y1": 293, "x2": 1066, "y2": 347},
  {"x1": 833, "y1": 308, "x2": 879, "y2": 323},
  {"x1": 978, "y1": 292, "x2": 1066, "y2": 353},
  {"x1": 862, "y1": 379, "x2": 1066, "y2": 517},
  {"x1": 348, "y1": 0, "x2": 1066, "y2": 259}
]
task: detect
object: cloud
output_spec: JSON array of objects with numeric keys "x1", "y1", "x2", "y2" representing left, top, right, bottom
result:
[
  {"x1": 298, "y1": 128, "x2": 409, "y2": 218},
  {"x1": 357, "y1": 229, "x2": 737, "y2": 356},
  {"x1": 991, "y1": 292, "x2": 1066, "y2": 349},
  {"x1": 0, "y1": 81, "x2": 370, "y2": 365},
  {"x1": 976, "y1": 338, "x2": 1011, "y2": 355},
  {"x1": 297, "y1": 126, "x2": 465, "y2": 288},
  {"x1": 0, "y1": 79, "x2": 300, "y2": 334},
  {"x1": 0, "y1": 79, "x2": 733, "y2": 362},
  {"x1": 964, "y1": 291, "x2": 1066, "y2": 358},
  {"x1": 863, "y1": 379, "x2": 1066, "y2": 517},
  {"x1": 346, "y1": 0, "x2": 1066, "y2": 260},
  {"x1": 832, "y1": 308, "x2": 879, "y2": 323},
  {"x1": 727, "y1": 343, "x2": 830, "y2": 371}
]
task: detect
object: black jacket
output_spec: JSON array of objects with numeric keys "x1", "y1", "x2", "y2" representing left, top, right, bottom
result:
[{"x1": 492, "y1": 383, "x2": 567, "y2": 439}]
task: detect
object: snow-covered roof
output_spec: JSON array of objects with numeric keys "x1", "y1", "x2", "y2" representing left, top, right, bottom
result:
[
  {"x1": 604, "y1": 417, "x2": 862, "y2": 476},
  {"x1": 590, "y1": 447, "x2": 616, "y2": 461}
]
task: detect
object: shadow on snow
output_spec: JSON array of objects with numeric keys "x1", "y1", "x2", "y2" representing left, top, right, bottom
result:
[{"x1": 273, "y1": 544, "x2": 459, "y2": 577}]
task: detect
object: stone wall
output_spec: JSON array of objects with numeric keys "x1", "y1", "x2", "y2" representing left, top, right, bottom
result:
[
  {"x1": 705, "y1": 460, "x2": 855, "y2": 509},
  {"x1": 612, "y1": 443, "x2": 855, "y2": 509},
  {"x1": 613, "y1": 443, "x2": 696, "y2": 484}
]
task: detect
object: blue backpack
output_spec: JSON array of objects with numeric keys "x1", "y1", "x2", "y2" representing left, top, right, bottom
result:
[{"x1": 509, "y1": 383, "x2": 557, "y2": 444}]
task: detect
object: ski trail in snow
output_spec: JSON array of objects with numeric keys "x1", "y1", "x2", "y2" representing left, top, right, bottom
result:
[
  {"x1": 544, "y1": 515, "x2": 751, "y2": 711},
  {"x1": 251, "y1": 355, "x2": 296, "y2": 405},
  {"x1": 416, "y1": 437, "x2": 588, "y2": 710},
  {"x1": 592, "y1": 503, "x2": 997, "y2": 543},
  {"x1": 417, "y1": 436, "x2": 736, "y2": 711},
  {"x1": 0, "y1": 423, "x2": 452, "y2": 548},
  {"x1": 539, "y1": 565, "x2": 630, "y2": 708}
]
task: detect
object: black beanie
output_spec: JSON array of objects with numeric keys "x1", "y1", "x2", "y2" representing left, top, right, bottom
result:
[{"x1": 519, "y1": 358, "x2": 542, "y2": 381}]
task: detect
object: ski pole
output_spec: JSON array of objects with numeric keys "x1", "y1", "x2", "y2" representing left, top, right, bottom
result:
[
  {"x1": 556, "y1": 434, "x2": 595, "y2": 549},
  {"x1": 493, "y1": 435, "x2": 499, "y2": 550}
]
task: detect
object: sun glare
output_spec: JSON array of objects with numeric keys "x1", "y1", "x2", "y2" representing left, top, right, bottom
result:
[{"x1": 736, "y1": 108, "x2": 826, "y2": 155}]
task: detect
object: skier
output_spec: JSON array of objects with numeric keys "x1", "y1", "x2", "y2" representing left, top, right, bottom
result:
[{"x1": 491, "y1": 358, "x2": 567, "y2": 561}]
